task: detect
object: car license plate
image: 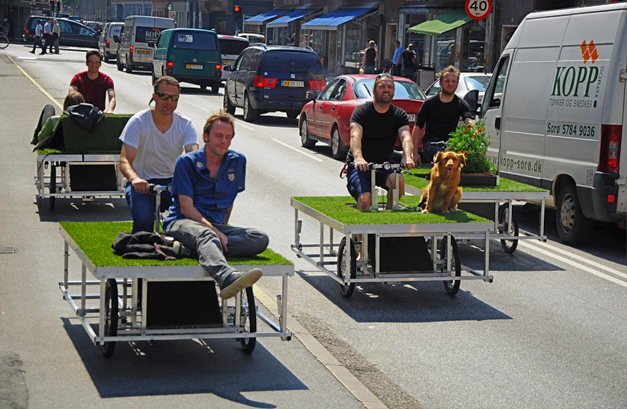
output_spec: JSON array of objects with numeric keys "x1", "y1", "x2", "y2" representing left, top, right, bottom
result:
[
  {"x1": 186, "y1": 64, "x2": 203, "y2": 70},
  {"x1": 137, "y1": 49, "x2": 150, "y2": 54},
  {"x1": 282, "y1": 80, "x2": 304, "y2": 87},
  {"x1": 407, "y1": 114, "x2": 416, "y2": 122}
]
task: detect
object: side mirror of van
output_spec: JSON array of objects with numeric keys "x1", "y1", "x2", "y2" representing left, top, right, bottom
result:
[
  {"x1": 113, "y1": 35, "x2": 120, "y2": 43},
  {"x1": 306, "y1": 90, "x2": 317, "y2": 100},
  {"x1": 463, "y1": 89, "x2": 479, "y2": 116}
]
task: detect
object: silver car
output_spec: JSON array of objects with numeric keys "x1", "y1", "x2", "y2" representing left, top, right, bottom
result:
[{"x1": 424, "y1": 72, "x2": 492, "y2": 106}]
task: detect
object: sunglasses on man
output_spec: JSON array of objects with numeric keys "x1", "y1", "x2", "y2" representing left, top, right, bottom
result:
[{"x1": 156, "y1": 92, "x2": 180, "y2": 101}]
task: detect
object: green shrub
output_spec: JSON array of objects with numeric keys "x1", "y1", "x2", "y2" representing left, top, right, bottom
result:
[{"x1": 446, "y1": 121, "x2": 497, "y2": 174}]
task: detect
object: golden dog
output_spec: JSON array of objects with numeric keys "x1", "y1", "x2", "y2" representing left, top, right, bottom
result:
[{"x1": 418, "y1": 151, "x2": 465, "y2": 213}]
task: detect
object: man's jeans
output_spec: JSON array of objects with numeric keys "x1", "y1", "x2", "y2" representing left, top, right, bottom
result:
[
  {"x1": 165, "y1": 218, "x2": 269, "y2": 287},
  {"x1": 124, "y1": 178, "x2": 172, "y2": 233}
]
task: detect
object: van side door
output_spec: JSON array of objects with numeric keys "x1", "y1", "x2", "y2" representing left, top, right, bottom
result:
[{"x1": 481, "y1": 52, "x2": 512, "y2": 174}]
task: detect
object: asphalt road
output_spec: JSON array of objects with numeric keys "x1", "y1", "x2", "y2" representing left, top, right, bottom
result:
[{"x1": 0, "y1": 42, "x2": 626, "y2": 409}]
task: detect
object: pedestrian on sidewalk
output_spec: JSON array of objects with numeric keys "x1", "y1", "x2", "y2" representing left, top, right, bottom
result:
[
  {"x1": 30, "y1": 20, "x2": 44, "y2": 54},
  {"x1": 42, "y1": 18, "x2": 52, "y2": 55},
  {"x1": 51, "y1": 19, "x2": 60, "y2": 54}
]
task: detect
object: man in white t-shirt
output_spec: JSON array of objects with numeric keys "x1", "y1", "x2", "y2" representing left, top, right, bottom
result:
[{"x1": 119, "y1": 76, "x2": 199, "y2": 232}]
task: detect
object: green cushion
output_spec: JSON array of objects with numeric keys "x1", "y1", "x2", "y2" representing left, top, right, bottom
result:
[{"x1": 60, "y1": 114, "x2": 132, "y2": 153}]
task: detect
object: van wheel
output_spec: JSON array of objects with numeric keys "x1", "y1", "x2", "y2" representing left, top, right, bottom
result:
[
  {"x1": 104, "y1": 54, "x2": 109, "y2": 63},
  {"x1": 117, "y1": 56, "x2": 123, "y2": 71},
  {"x1": 286, "y1": 111, "x2": 299, "y2": 119},
  {"x1": 126, "y1": 57, "x2": 133, "y2": 73},
  {"x1": 223, "y1": 92, "x2": 235, "y2": 115},
  {"x1": 211, "y1": 84, "x2": 219, "y2": 94},
  {"x1": 243, "y1": 94, "x2": 258, "y2": 122},
  {"x1": 556, "y1": 183, "x2": 594, "y2": 245},
  {"x1": 331, "y1": 126, "x2": 348, "y2": 160}
]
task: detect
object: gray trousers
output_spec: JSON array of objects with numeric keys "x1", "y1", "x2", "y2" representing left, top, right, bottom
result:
[{"x1": 165, "y1": 218, "x2": 269, "y2": 287}]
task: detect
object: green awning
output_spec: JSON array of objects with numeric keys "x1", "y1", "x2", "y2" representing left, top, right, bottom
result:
[{"x1": 407, "y1": 9, "x2": 471, "y2": 35}]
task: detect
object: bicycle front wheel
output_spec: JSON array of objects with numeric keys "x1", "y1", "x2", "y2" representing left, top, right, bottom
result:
[{"x1": 0, "y1": 35, "x2": 9, "y2": 49}]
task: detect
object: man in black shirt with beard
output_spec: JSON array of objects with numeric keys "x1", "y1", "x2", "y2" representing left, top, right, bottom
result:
[
  {"x1": 346, "y1": 73, "x2": 415, "y2": 211},
  {"x1": 413, "y1": 66, "x2": 474, "y2": 163}
]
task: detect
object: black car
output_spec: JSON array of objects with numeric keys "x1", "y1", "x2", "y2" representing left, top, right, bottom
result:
[
  {"x1": 223, "y1": 44, "x2": 326, "y2": 122},
  {"x1": 23, "y1": 16, "x2": 99, "y2": 48}
]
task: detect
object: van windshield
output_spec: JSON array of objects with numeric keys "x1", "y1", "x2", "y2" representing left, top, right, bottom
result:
[
  {"x1": 220, "y1": 39, "x2": 248, "y2": 55},
  {"x1": 263, "y1": 51, "x2": 324, "y2": 75},
  {"x1": 136, "y1": 26, "x2": 163, "y2": 43},
  {"x1": 174, "y1": 32, "x2": 217, "y2": 51}
]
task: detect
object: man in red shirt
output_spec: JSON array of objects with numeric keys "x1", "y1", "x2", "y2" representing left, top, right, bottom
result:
[{"x1": 69, "y1": 50, "x2": 116, "y2": 113}]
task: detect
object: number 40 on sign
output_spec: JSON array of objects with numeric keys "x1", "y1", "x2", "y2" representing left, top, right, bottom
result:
[{"x1": 465, "y1": 0, "x2": 493, "y2": 20}]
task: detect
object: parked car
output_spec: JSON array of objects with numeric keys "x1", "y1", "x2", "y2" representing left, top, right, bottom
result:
[
  {"x1": 223, "y1": 44, "x2": 326, "y2": 122},
  {"x1": 424, "y1": 72, "x2": 491, "y2": 106},
  {"x1": 238, "y1": 33, "x2": 265, "y2": 44},
  {"x1": 217, "y1": 35, "x2": 249, "y2": 82},
  {"x1": 298, "y1": 74, "x2": 426, "y2": 159},
  {"x1": 152, "y1": 28, "x2": 222, "y2": 93},
  {"x1": 23, "y1": 16, "x2": 99, "y2": 48},
  {"x1": 98, "y1": 22, "x2": 123, "y2": 62}
]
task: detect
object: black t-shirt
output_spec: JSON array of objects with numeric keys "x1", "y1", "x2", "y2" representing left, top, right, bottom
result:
[
  {"x1": 416, "y1": 94, "x2": 472, "y2": 145},
  {"x1": 401, "y1": 49, "x2": 416, "y2": 69},
  {"x1": 365, "y1": 47, "x2": 376, "y2": 66},
  {"x1": 347, "y1": 101, "x2": 409, "y2": 164}
]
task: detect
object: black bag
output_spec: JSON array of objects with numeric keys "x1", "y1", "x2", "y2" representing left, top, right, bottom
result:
[{"x1": 64, "y1": 103, "x2": 105, "y2": 131}]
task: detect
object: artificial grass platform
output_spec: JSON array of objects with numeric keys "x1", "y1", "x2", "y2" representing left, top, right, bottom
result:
[
  {"x1": 404, "y1": 168, "x2": 548, "y2": 193},
  {"x1": 60, "y1": 221, "x2": 292, "y2": 268},
  {"x1": 292, "y1": 196, "x2": 490, "y2": 225}
]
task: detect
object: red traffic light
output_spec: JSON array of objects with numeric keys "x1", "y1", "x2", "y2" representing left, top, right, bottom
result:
[{"x1": 234, "y1": 6, "x2": 241, "y2": 12}]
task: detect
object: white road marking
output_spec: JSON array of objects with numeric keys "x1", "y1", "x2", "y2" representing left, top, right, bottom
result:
[
  {"x1": 272, "y1": 138, "x2": 323, "y2": 162},
  {"x1": 518, "y1": 240, "x2": 627, "y2": 287}
]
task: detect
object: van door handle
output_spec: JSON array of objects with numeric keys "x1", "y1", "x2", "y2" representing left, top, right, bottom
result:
[{"x1": 495, "y1": 117, "x2": 501, "y2": 130}]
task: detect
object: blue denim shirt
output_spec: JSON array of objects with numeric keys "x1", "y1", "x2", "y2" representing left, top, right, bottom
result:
[{"x1": 164, "y1": 148, "x2": 246, "y2": 230}]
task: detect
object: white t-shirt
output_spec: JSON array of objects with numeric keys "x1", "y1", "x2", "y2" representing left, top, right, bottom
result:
[{"x1": 119, "y1": 109, "x2": 198, "y2": 180}]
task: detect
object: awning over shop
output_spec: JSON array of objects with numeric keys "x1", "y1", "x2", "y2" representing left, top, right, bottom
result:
[
  {"x1": 244, "y1": 9, "x2": 293, "y2": 26},
  {"x1": 407, "y1": 9, "x2": 471, "y2": 35},
  {"x1": 301, "y1": 8, "x2": 377, "y2": 30},
  {"x1": 266, "y1": 7, "x2": 322, "y2": 28}
]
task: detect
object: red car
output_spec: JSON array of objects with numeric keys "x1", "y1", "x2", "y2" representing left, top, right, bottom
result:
[{"x1": 299, "y1": 74, "x2": 426, "y2": 159}]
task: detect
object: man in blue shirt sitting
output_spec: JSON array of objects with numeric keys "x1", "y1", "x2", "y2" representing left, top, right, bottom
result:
[{"x1": 163, "y1": 111, "x2": 269, "y2": 299}]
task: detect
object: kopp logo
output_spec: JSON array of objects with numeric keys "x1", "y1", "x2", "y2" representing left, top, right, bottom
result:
[{"x1": 580, "y1": 40, "x2": 598, "y2": 64}]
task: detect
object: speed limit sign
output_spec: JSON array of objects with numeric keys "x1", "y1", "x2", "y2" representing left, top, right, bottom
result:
[{"x1": 465, "y1": 0, "x2": 492, "y2": 20}]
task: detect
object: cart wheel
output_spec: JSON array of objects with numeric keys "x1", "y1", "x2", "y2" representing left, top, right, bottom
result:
[
  {"x1": 101, "y1": 279, "x2": 119, "y2": 358},
  {"x1": 238, "y1": 286, "x2": 257, "y2": 354},
  {"x1": 337, "y1": 236, "x2": 357, "y2": 298},
  {"x1": 49, "y1": 164, "x2": 56, "y2": 210},
  {"x1": 498, "y1": 205, "x2": 519, "y2": 254},
  {"x1": 440, "y1": 236, "x2": 461, "y2": 296}
]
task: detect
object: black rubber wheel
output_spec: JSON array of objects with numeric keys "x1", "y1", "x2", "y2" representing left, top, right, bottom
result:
[
  {"x1": 498, "y1": 205, "x2": 519, "y2": 254},
  {"x1": 238, "y1": 286, "x2": 257, "y2": 353},
  {"x1": 116, "y1": 55, "x2": 123, "y2": 71},
  {"x1": 440, "y1": 236, "x2": 461, "y2": 296},
  {"x1": 331, "y1": 126, "x2": 348, "y2": 160},
  {"x1": 300, "y1": 116, "x2": 316, "y2": 148},
  {"x1": 211, "y1": 84, "x2": 219, "y2": 94},
  {"x1": 49, "y1": 164, "x2": 56, "y2": 210},
  {"x1": 556, "y1": 183, "x2": 594, "y2": 245},
  {"x1": 126, "y1": 57, "x2": 133, "y2": 73},
  {"x1": 223, "y1": 92, "x2": 235, "y2": 114},
  {"x1": 0, "y1": 35, "x2": 9, "y2": 49},
  {"x1": 243, "y1": 93, "x2": 258, "y2": 122},
  {"x1": 286, "y1": 111, "x2": 299, "y2": 119},
  {"x1": 101, "y1": 279, "x2": 119, "y2": 358},
  {"x1": 337, "y1": 236, "x2": 357, "y2": 298}
]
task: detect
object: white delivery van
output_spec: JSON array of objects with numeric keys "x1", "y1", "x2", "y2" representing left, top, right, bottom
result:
[
  {"x1": 480, "y1": 2, "x2": 627, "y2": 245},
  {"x1": 116, "y1": 16, "x2": 175, "y2": 73}
]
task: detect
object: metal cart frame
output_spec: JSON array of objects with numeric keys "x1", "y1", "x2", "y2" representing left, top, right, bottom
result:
[
  {"x1": 58, "y1": 224, "x2": 293, "y2": 358},
  {"x1": 291, "y1": 196, "x2": 494, "y2": 298},
  {"x1": 36, "y1": 153, "x2": 125, "y2": 209}
]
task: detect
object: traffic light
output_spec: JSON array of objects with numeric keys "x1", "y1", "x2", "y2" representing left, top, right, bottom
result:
[
  {"x1": 50, "y1": 0, "x2": 55, "y2": 12},
  {"x1": 234, "y1": 5, "x2": 242, "y2": 24}
]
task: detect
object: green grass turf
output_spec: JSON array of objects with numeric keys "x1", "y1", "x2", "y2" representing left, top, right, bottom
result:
[
  {"x1": 292, "y1": 196, "x2": 490, "y2": 225},
  {"x1": 60, "y1": 221, "x2": 292, "y2": 268},
  {"x1": 404, "y1": 168, "x2": 548, "y2": 192}
]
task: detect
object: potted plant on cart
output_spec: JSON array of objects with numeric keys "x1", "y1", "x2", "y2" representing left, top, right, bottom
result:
[{"x1": 446, "y1": 121, "x2": 498, "y2": 186}]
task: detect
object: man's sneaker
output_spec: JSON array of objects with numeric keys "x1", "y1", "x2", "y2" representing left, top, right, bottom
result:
[
  {"x1": 172, "y1": 241, "x2": 192, "y2": 258},
  {"x1": 219, "y1": 269, "x2": 262, "y2": 299}
]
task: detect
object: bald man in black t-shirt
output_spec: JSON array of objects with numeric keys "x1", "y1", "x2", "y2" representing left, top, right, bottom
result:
[{"x1": 346, "y1": 73, "x2": 415, "y2": 211}]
